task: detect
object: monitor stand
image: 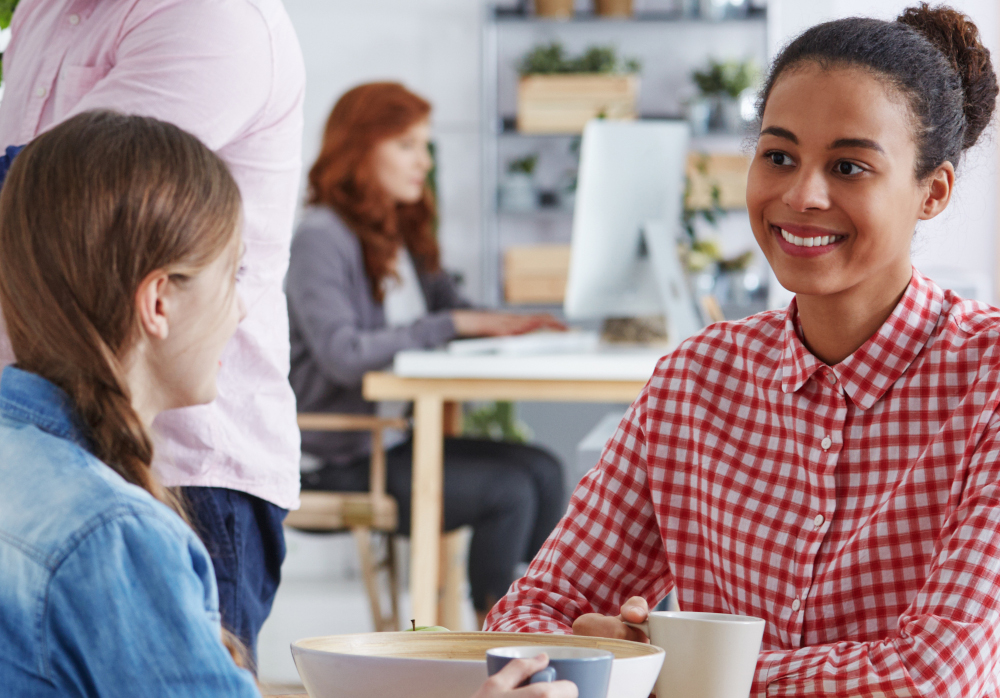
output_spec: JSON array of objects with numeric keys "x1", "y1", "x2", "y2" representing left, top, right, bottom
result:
[{"x1": 641, "y1": 220, "x2": 706, "y2": 345}]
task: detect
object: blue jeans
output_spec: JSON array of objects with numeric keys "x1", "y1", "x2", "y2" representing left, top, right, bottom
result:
[{"x1": 181, "y1": 487, "x2": 287, "y2": 668}]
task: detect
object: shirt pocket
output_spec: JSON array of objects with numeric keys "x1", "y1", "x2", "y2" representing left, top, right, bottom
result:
[{"x1": 54, "y1": 65, "x2": 106, "y2": 118}]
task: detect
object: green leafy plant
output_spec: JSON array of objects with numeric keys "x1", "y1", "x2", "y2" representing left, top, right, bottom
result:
[
  {"x1": 519, "y1": 42, "x2": 641, "y2": 76},
  {"x1": 520, "y1": 43, "x2": 567, "y2": 75},
  {"x1": 0, "y1": 0, "x2": 20, "y2": 83},
  {"x1": 463, "y1": 401, "x2": 531, "y2": 444},
  {"x1": 507, "y1": 154, "x2": 539, "y2": 175},
  {"x1": 0, "y1": 0, "x2": 18, "y2": 29},
  {"x1": 692, "y1": 59, "x2": 758, "y2": 99}
]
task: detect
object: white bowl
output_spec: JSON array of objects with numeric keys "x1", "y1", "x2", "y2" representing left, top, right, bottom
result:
[{"x1": 292, "y1": 631, "x2": 665, "y2": 698}]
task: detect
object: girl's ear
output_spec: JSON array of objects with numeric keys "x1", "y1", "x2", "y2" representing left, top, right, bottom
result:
[
  {"x1": 918, "y1": 161, "x2": 955, "y2": 221},
  {"x1": 135, "y1": 270, "x2": 171, "y2": 340}
]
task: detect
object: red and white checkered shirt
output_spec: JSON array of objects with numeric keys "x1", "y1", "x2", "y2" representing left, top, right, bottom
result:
[{"x1": 486, "y1": 269, "x2": 1000, "y2": 697}]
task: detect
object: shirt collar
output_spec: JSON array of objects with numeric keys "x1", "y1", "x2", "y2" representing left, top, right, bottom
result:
[
  {"x1": 0, "y1": 366, "x2": 91, "y2": 449},
  {"x1": 780, "y1": 268, "x2": 944, "y2": 410}
]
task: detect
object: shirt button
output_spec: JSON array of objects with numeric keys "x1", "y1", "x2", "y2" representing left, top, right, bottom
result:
[
  {"x1": 813, "y1": 514, "x2": 824, "y2": 528},
  {"x1": 35, "y1": 86, "x2": 47, "y2": 98},
  {"x1": 821, "y1": 436, "x2": 832, "y2": 450},
  {"x1": 826, "y1": 373, "x2": 836, "y2": 385},
  {"x1": 68, "y1": 14, "x2": 80, "y2": 25},
  {"x1": 791, "y1": 598, "x2": 801, "y2": 612}
]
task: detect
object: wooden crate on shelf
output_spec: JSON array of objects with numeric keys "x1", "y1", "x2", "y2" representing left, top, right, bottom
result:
[
  {"x1": 503, "y1": 244, "x2": 571, "y2": 304},
  {"x1": 685, "y1": 152, "x2": 751, "y2": 210},
  {"x1": 517, "y1": 74, "x2": 639, "y2": 134}
]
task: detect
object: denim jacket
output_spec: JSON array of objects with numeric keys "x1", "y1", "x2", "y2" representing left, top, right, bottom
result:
[{"x1": 0, "y1": 367, "x2": 259, "y2": 696}]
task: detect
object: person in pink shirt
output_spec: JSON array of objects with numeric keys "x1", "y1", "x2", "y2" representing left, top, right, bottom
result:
[{"x1": 0, "y1": 0, "x2": 305, "y2": 660}]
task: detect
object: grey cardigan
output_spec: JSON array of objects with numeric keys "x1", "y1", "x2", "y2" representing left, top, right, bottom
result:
[{"x1": 287, "y1": 205, "x2": 470, "y2": 464}]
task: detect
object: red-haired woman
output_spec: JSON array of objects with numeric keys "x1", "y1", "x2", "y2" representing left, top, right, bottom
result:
[{"x1": 287, "y1": 82, "x2": 566, "y2": 627}]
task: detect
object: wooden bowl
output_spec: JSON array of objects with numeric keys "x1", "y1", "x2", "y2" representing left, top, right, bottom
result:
[{"x1": 291, "y1": 631, "x2": 664, "y2": 698}]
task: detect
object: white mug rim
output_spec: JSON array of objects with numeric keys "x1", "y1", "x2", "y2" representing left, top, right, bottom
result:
[{"x1": 645, "y1": 611, "x2": 765, "y2": 625}]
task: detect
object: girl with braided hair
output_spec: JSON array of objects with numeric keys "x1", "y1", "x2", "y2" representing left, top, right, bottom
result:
[{"x1": 0, "y1": 110, "x2": 576, "y2": 698}]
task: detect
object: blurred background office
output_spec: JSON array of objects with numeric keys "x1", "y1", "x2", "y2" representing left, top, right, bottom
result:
[{"x1": 244, "y1": 0, "x2": 998, "y2": 686}]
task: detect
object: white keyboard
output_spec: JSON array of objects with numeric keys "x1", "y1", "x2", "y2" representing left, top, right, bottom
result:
[{"x1": 446, "y1": 331, "x2": 601, "y2": 356}]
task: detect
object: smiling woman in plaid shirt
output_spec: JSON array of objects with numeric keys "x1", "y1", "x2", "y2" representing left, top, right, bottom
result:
[{"x1": 485, "y1": 4, "x2": 1000, "y2": 697}]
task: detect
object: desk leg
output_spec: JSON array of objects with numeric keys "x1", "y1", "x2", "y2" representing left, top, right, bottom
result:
[
  {"x1": 410, "y1": 395, "x2": 444, "y2": 626},
  {"x1": 443, "y1": 401, "x2": 463, "y2": 437}
]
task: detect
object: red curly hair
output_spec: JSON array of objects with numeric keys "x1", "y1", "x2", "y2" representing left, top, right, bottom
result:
[{"x1": 308, "y1": 82, "x2": 440, "y2": 303}]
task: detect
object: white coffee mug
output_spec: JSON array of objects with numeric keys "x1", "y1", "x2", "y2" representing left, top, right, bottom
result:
[{"x1": 625, "y1": 611, "x2": 765, "y2": 698}]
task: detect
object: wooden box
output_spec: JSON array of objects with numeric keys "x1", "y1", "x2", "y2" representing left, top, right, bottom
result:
[
  {"x1": 517, "y1": 74, "x2": 639, "y2": 134},
  {"x1": 685, "y1": 152, "x2": 751, "y2": 210},
  {"x1": 503, "y1": 244, "x2": 571, "y2": 304}
]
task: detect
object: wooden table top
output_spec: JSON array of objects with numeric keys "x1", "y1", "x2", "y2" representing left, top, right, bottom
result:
[{"x1": 363, "y1": 370, "x2": 647, "y2": 403}]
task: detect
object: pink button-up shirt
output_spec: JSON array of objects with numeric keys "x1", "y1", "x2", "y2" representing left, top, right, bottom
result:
[{"x1": 0, "y1": 0, "x2": 305, "y2": 509}]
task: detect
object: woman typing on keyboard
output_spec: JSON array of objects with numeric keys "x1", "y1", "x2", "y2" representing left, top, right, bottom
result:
[{"x1": 286, "y1": 82, "x2": 565, "y2": 629}]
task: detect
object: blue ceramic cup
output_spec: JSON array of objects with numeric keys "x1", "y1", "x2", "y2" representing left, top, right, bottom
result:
[{"x1": 486, "y1": 646, "x2": 613, "y2": 698}]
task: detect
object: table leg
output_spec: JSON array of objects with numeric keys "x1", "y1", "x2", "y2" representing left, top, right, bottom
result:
[
  {"x1": 443, "y1": 400, "x2": 464, "y2": 437},
  {"x1": 410, "y1": 395, "x2": 444, "y2": 626},
  {"x1": 439, "y1": 527, "x2": 468, "y2": 630}
]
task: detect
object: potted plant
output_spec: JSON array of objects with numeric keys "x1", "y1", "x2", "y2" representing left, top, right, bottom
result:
[
  {"x1": 517, "y1": 43, "x2": 641, "y2": 134},
  {"x1": 499, "y1": 154, "x2": 539, "y2": 212},
  {"x1": 595, "y1": 0, "x2": 634, "y2": 17},
  {"x1": 690, "y1": 58, "x2": 758, "y2": 134},
  {"x1": 463, "y1": 401, "x2": 531, "y2": 443},
  {"x1": 534, "y1": 0, "x2": 574, "y2": 18}
]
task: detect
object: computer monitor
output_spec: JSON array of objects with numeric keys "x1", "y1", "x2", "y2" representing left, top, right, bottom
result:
[{"x1": 563, "y1": 120, "x2": 704, "y2": 343}]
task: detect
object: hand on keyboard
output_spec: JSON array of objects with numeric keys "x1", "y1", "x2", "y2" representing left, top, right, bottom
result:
[{"x1": 451, "y1": 310, "x2": 566, "y2": 338}]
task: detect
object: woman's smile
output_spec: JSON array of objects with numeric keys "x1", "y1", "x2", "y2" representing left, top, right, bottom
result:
[{"x1": 770, "y1": 222, "x2": 848, "y2": 257}]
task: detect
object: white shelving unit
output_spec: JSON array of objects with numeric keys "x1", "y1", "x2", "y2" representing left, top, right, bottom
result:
[{"x1": 479, "y1": 3, "x2": 769, "y2": 307}]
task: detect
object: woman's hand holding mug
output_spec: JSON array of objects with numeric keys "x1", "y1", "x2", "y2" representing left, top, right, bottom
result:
[{"x1": 473, "y1": 654, "x2": 578, "y2": 698}]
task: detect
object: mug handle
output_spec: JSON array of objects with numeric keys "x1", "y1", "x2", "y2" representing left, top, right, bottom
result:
[
  {"x1": 529, "y1": 667, "x2": 557, "y2": 684},
  {"x1": 623, "y1": 620, "x2": 650, "y2": 639}
]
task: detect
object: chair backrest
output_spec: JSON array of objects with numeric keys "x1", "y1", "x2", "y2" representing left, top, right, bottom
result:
[{"x1": 287, "y1": 413, "x2": 410, "y2": 532}]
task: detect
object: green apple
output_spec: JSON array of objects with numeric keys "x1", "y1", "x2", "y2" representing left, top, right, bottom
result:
[{"x1": 406, "y1": 619, "x2": 449, "y2": 632}]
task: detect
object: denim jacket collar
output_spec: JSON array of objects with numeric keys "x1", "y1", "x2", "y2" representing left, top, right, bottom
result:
[{"x1": 0, "y1": 366, "x2": 91, "y2": 450}]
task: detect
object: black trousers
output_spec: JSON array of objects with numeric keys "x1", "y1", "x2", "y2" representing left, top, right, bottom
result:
[{"x1": 301, "y1": 437, "x2": 564, "y2": 611}]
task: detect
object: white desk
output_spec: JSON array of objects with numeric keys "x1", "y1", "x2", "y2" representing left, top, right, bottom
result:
[
  {"x1": 393, "y1": 345, "x2": 670, "y2": 381},
  {"x1": 362, "y1": 346, "x2": 669, "y2": 627}
]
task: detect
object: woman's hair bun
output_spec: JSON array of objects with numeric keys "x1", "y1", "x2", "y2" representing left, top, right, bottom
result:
[{"x1": 898, "y1": 3, "x2": 998, "y2": 149}]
